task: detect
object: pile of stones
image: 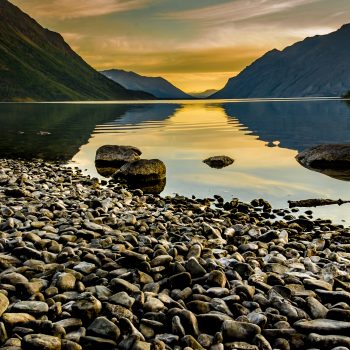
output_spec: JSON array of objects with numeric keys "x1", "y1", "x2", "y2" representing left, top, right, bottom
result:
[{"x1": 0, "y1": 159, "x2": 349, "y2": 350}]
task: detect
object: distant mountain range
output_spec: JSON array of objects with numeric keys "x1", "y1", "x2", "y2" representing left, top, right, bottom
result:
[
  {"x1": 0, "y1": 0, "x2": 153, "y2": 101},
  {"x1": 190, "y1": 89, "x2": 218, "y2": 98},
  {"x1": 101, "y1": 69, "x2": 191, "y2": 99},
  {"x1": 212, "y1": 24, "x2": 350, "y2": 99}
]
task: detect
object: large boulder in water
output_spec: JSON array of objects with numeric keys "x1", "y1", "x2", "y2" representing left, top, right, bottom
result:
[
  {"x1": 95, "y1": 145, "x2": 141, "y2": 167},
  {"x1": 113, "y1": 159, "x2": 166, "y2": 194},
  {"x1": 115, "y1": 159, "x2": 166, "y2": 182},
  {"x1": 296, "y1": 144, "x2": 350, "y2": 181},
  {"x1": 203, "y1": 155, "x2": 234, "y2": 169}
]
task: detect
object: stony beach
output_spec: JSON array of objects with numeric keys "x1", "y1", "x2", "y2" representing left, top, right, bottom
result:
[{"x1": 0, "y1": 159, "x2": 349, "y2": 350}]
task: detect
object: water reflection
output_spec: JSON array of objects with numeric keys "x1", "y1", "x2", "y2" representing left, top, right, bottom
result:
[
  {"x1": 299, "y1": 167, "x2": 350, "y2": 182},
  {"x1": 122, "y1": 178, "x2": 167, "y2": 195},
  {"x1": 96, "y1": 166, "x2": 119, "y2": 177},
  {"x1": 0, "y1": 103, "x2": 180, "y2": 160},
  {"x1": 0, "y1": 104, "x2": 129, "y2": 160},
  {"x1": 223, "y1": 101, "x2": 350, "y2": 151},
  {"x1": 1, "y1": 100, "x2": 350, "y2": 222}
]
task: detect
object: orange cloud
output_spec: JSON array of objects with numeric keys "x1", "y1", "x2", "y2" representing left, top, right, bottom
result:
[
  {"x1": 14, "y1": 0, "x2": 151, "y2": 19},
  {"x1": 162, "y1": 0, "x2": 319, "y2": 24}
]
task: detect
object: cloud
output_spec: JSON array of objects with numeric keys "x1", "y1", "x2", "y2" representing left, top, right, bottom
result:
[
  {"x1": 162, "y1": 0, "x2": 319, "y2": 24},
  {"x1": 17, "y1": 0, "x2": 151, "y2": 19},
  {"x1": 61, "y1": 32, "x2": 85, "y2": 42},
  {"x1": 82, "y1": 43, "x2": 264, "y2": 74}
]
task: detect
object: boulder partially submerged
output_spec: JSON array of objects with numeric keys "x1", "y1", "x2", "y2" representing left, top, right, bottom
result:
[
  {"x1": 115, "y1": 159, "x2": 166, "y2": 182},
  {"x1": 95, "y1": 145, "x2": 141, "y2": 167},
  {"x1": 95, "y1": 145, "x2": 167, "y2": 194},
  {"x1": 296, "y1": 144, "x2": 350, "y2": 180},
  {"x1": 203, "y1": 156, "x2": 234, "y2": 169},
  {"x1": 112, "y1": 159, "x2": 166, "y2": 194}
]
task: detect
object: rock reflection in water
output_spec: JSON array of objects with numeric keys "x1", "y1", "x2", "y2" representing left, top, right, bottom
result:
[
  {"x1": 296, "y1": 144, "x2": 350, "y2": 181},
  {"x1": 96, "y1": 166, "x2": 119, "y2": 177},
  {"x1": 126, "y1": 178, "x2": 166, "y2": 195},
  {"x1": 96, "y1": 164, "x2": 166, "y2": 195},
  {"x1": 296, "y1": 164, "x2": 350, "y2": 181}
]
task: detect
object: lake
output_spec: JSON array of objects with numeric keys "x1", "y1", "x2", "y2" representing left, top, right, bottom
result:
[{"x1": 1, "y1": 98, "x2": 350, "y2": 223}]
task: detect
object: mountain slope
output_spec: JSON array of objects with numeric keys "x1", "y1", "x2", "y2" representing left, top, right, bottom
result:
[
  {"x1": 101, "y1": 69, "x2": 191, "y2": 99},
  {"x1": 212, "y1": 24, "x2": 350, "y2": 99},
  {"x1": 189, "y1": 89, "x2": 218, "y2": 98},
  {"x1": 0, "y1": 0, "x2": 153, "y2": 101}
]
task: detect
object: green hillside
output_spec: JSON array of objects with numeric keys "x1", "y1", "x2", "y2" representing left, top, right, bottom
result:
[{"x1": 0, "y1": 0, "x2": 153, "y2": 101}]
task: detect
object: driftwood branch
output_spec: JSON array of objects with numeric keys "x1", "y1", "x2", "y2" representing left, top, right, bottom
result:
[{"x1": 288, "y1": 198, "x2": 350, "y2": 208}]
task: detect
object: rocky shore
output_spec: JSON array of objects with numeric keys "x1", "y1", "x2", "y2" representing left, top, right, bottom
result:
[{"x1": 0, "y1": 159, "x2": 350, "y2": 350}]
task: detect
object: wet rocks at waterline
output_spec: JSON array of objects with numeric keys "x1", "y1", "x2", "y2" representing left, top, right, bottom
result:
[
  {"x1": 95, "y1": 145, "x2": 166, "y2": 194},
  {"x1": 0, "y1": 159, "x2": 350, "y2": 350},
  {"x1": 296, "y1": 144, "x2": 350, "y2": 181},
  {"x1": 95, "y1": 145, "x2": 142, "y2": 167},
  {"x1": 203, "y1": 156, "x2": 234, "y2": 169},
  {"x1": 95, "y1": 145, "x2": 142, "y2": 177},
  {"x1": 114, "y1": 159, "x2": 166, "y2": 182},
  {"x1": 112, "y1": 159, "x2": 167, "y2": 194}
]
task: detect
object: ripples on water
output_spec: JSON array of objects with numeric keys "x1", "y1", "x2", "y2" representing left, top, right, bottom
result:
[{"x1": 1, "y1": 99, "x2": 350, "y2": 223}]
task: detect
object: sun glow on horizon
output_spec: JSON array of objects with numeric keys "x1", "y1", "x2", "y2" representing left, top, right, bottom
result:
[{"x1": 11, "y1": 0, "x2": 350, "y2": 92}]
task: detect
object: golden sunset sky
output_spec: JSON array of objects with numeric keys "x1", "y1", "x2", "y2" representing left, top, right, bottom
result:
[{"x1": 11, "y1": 0, "x2": 350, "y2": 92}]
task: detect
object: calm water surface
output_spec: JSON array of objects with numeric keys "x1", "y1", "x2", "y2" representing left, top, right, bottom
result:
[{"x1": 1, "y1": 99, "x2": 350, "y2": 223}]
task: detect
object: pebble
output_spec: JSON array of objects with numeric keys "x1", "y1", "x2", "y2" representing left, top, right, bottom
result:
[
  {"x1": 222, "y1": 320, "x2": 261, "y2": 341},
  {"x1": 2, "y1": 313, "x2": 35, "y2": 327},
  {"x1": 294, "y1": 319, "x2": 350, "y2": 335},
  {"x1": 22, "y1": 333, "x2": 61, "y2": 350},
  {"x1": 71, "y1": 294, "x2": 102, "y2": 321},
  {"x1": 0, "y1": 293, "x2": 9, "y2": 317},
  {"x1": 109, "y1": 291, "x2": 135, "y2": 308},
  {"x1": 308, "y1": 333, "x2": 350, "y2": 349},
  {"x1": 57, "y1": 273, "x2": 76, "y2": 292},
  {"x1": 87, "y1": 316, "x2": 120, "y2": 340},
  {"x1": 11, "y1": 301, "x2": 48, "y2": 315}
]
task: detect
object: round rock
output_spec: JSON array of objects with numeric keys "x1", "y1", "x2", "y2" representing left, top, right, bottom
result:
[
  {"x1": 95, "y1": 145, "x2": 141, "y2": 167},
  {"x1": 22, "y1": 333, "x2": 61, "y2": 350}
]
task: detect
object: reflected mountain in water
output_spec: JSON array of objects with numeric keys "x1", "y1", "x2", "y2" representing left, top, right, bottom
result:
[
  {"x1": 1, "y1": 100, "x2": 350, "y2": 169},
  {"x1": 0, "y1": 103, "x2": 178, "y2": 160},
  {"x1": 224, "y1": 100, "x2": 350, "y2": 152},
  {"x1": 97, "y1": 103, "x2": 180, "y2": 129},
  {"x1": 0, "y1": 104, "x2": 126, "y2": 160}
]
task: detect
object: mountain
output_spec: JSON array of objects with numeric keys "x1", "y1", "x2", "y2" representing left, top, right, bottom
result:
[
  {"x1": 212, "y1": 24, "x2": 350, "y2": 99},
  {"x1": 0, "y1": 0, "x2": 153, "y2": 101},
  {"x1": 101, "y1": 69, "x2": 191, "y2": 99},
  {"x1": 189, "y1": 89, "x2": 218, "y2": 98}
]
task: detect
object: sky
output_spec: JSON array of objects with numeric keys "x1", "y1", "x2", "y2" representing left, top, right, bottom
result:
[{"x1": 11, "y1": 0, "x2": 350, "y2": 92}]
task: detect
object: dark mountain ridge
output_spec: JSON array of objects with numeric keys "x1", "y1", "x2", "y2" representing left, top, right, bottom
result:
[
  {"x1": 101, "y1": 69, "x2": 191, "y2": 99},
  {"x1": 190, "y1": 89, "x2": 218, "y2": 98},
  {"x1": 0, "y1": 0, "x2": 153, "y2": 101},
  {"x1": 212, "y1": 24, "x2": 350, "y2": 98}
]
